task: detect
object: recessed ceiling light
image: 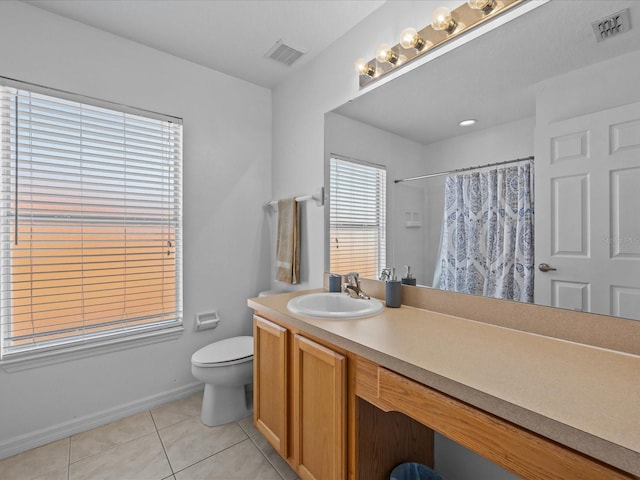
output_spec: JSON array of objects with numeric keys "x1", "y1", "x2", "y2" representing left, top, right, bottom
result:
[{"x1": 458, "y1": 119, "x2": 477, "y2": 127}]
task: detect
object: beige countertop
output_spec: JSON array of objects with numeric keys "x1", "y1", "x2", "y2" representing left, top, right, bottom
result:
[{"x1": 248, "y1": 290, "x2": 640, "y2": 476}]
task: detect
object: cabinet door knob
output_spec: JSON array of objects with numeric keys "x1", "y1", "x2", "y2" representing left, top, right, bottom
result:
[{"x1": 538, "y1": 263, "x2": 557, "y2": 272}]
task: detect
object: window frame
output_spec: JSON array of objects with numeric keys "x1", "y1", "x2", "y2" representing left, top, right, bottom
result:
[
  {"x1": 0, "y1": 77, "x2": 183, "y2": 369},
  {"x1": 326, "y1": 154, "x2": 387, "y2": 279}
]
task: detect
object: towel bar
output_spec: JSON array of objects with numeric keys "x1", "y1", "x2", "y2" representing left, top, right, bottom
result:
[{"x1": 266, "y1": 187, "x2": 324, "y2": 208}]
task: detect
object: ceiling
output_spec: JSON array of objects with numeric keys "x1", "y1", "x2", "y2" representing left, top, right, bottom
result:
[
  {"x1": 22, "y1": 0, "x2": 640, "y2": 144},
  {"x1": 334, "y1": 0, "x2": 640, "y2": 145},
  {"x1": 22, "y1": 0, "x2": 385, "y2": 89}
]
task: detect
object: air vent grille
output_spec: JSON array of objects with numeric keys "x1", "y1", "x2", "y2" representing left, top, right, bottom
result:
[
  {"x1": 265, "y1": 39, "x2": 305, "y2": 66},
  {"x1": 591, "y1": 8, "x2": 631, "y2": 43}
]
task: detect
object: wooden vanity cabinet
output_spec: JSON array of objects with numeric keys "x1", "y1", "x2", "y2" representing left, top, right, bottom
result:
[
  {"x1": 253, "y1": 315, "x2": 288, "y2": 455},
  {"x1": 293, "y1": 333, "x2": 346, "y2": 480},
  {"x1": 250, "y1": 293, "x2": 640, "y2": 480},
  {"x1": 253, "y1": 314, "x2": 347, "y2": 480}
]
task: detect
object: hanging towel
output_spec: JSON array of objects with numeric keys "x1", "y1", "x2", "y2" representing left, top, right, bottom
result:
[{"x1": 275, "y1": 197, "x2": 300, "y2": 284}]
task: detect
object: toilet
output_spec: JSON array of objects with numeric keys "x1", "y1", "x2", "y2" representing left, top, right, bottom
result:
[
  {"x1": 191, "y1": 290, "x2": 285, "y2": 427},
  {"x1": 191, "y1": 335, "x2": 253, "y2": 426}
]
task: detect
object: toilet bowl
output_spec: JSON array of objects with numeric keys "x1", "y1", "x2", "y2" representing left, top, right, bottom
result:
[{"x1": 191, "y1": 335, "x2": 253, "y2": 426}]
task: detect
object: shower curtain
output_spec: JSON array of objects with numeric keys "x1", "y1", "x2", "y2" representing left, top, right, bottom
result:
[{"x1": 433, "y1": 162, "x2": 534, "y2": 302}]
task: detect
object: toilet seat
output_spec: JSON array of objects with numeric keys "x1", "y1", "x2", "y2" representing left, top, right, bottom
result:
[{"x1": 191, "y1": 335, "x2": 253, "y2": 367}]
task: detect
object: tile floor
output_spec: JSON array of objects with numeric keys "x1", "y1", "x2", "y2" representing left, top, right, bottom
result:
[{"x1": 0, "y1": 393, "x2": 299, "y2": 480}]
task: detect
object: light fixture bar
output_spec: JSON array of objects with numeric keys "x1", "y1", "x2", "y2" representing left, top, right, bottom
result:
[{"x1": 357, "y1": 0, "x2": 523, "y2": 88}]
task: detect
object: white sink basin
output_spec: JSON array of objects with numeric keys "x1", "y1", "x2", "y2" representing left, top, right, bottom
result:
[{"x1": 287, "y1": 292, "x2": 384, "y2": 319}]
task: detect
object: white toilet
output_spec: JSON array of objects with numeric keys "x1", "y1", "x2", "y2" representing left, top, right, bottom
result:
[{"x1": 191, "y1": 335, "x2": 253, "y2": 426}]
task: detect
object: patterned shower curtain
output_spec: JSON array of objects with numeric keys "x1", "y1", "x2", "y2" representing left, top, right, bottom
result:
[{"x1": 433, "y1": 162, "x2": 534, "y2": 302}]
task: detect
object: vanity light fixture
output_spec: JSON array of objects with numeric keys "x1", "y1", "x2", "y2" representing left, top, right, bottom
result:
[
  {"x1": 354, "y1": 58, "x2": 376, "y2": 77},
  {"x1": 467, "y1": 0, "x2": 497, "y2": 15},
  {"x1": 356, "y1": 0, "x2": 523, "y2": 88},
  {"x1": 458, "y1": 119, "x2": 477, "y2": 127},
  {"x1": 375, "y1": 43, "x2": 399, "y2": 65},
  {"x1": 400, "y1": 27, "x2": 429, "y2": 51},
  {"x1": 431, "y1": 7, "x2": 458, "y2": 34}
]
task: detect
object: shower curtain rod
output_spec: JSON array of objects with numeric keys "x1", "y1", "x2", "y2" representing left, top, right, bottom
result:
[{"x1": 394, "y1": 155, "x2": 534, "y2": 184}]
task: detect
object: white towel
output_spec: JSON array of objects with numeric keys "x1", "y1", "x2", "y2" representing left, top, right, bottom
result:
[{"x1": 275, "y1": 197, "x2": 300, "y2": 284}]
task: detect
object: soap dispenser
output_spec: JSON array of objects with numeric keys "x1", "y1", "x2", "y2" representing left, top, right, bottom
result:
[
  {"x1": 385, "y1": 268, "x2": 402, "y2": 308},
  {"x1": 401, "y1": 265, "x2": 417, "y2": 286}
]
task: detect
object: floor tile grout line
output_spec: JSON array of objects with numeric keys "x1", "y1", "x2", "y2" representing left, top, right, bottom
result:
[
  {"x1": 0, "y1": 399, "x2": 201, "y2": 480},
  {"x1": 67, "y1": 410, "x2": 159, "y2": 466},
  {"x1": 168, "y1": 434, "x2": 252, "y2": 477},
  {"x1": 237, "y1": 420, "x2": 262, "y2": 438},
  {"x1": 247, "y1": 434, "x2": 288, "y2": 480},
  {"x1": 3, "y1": 404, "x2": 285, "y2": 480},
  {"x1": 151, "y1": 407, "x2": 215, "y2": 475},
  {"x1": 67, "y1": 436, "x2": 71, "y2": 480},
  {"x1": 150, "y1": 408, "x2": 177, "y2": 476},
  {"x1": 70, "y1": 425, "x2": 174, "y2": 480},
  {"x1": 66, "y1": 425, "x2": 161, "y2": 469},
  {"x1": 152, "y1": 406, "x2": 203, "y2": 434}
]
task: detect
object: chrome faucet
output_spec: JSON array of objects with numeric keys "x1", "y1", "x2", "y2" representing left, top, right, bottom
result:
[{"x1": 343, "y1": 272, "x2": 370, "y2": 299}]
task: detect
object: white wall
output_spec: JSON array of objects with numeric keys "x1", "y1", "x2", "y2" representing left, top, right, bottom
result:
[
  {"x1": 0, "y1": 1, "x2": 271, "y2": 457},
  {"x1": 536, "y1": 49, "x2": 640, "y2": 126},
  {"x1": 273, "y1": 2, "x2": 522, "y2": 478},
  {"x1": 272, "y1": 0, "x2": 461, "y2": 288}
]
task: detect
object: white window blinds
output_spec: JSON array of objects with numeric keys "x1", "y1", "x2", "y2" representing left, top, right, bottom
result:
[
  {"x1": 329, "y1": 156, "x2": 386, "y2": 279},
  {"x1": 0, "y1": 81, "x2": 183, "y2": 360}
]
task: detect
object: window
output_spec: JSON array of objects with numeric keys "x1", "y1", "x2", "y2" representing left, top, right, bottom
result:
[
  {"x1": 0, "y1": 79, "x2": 183, "y2": 362},
  {"x1": 329, "y1": 155, "x2": 386, "y2": 279}
]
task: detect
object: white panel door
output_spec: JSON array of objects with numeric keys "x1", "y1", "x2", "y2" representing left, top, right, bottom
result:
[{"x1": 535, "y1": 101, "x2": 640, "y2": 319}]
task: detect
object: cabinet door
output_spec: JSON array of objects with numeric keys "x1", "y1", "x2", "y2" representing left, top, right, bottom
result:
[
  {"x1": 253, "y1": 315, "x2": 288, "y2": 455},
  {"x1": 293, "y1": 334, "x2": 346, "y2": 480}
]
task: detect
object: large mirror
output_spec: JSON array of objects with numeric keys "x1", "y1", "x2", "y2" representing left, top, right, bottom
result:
[{"x1": 325, "y1": 0, "x2": 640, "y2": 320}]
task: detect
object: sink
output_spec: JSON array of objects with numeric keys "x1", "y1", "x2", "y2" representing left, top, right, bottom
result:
[{"x1": 287, "y1": 292, "x2": 384, "y2": 319}]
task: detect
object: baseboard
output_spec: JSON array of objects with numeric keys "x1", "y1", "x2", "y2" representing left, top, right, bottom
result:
[{"x1": 0, "y1": 381, "x2": 204, "y2": 461}]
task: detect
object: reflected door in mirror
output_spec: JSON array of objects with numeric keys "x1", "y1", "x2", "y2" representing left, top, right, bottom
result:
[{"x1": 535, "y1": 100, "x2": 640, "y2": 320}]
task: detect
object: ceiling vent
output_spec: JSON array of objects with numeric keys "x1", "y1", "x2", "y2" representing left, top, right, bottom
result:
[
  {"x1": 591, "y1": 8, "x2": 631, "y2": 42},
  {"x1": 264, "y1": 39, "x2": 305, "y2": 66}
]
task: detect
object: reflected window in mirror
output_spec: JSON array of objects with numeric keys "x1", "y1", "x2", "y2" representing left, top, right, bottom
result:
[{"x1": 329, "y1": 156, "x2": 386, "y2": 279}]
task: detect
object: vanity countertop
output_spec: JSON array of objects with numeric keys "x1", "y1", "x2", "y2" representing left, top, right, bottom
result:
[{"x1": 248, "y1": 289, "x2": 640, "y2": 476}]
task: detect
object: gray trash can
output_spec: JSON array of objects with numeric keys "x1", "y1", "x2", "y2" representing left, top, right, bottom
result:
[{"x1": 390, "y1": 462, "x2": 443, "y2": 480}]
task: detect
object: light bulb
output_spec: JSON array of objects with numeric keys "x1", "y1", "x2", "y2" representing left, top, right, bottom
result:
[
  {"x1": 375, "y1": 43, "x2": 399, "y2": 65},
  {"x1": 431, "y1": 6, "x2": 457, "y2": 34},
  {"x1": 467, "y1": 0, "x2": 496, "y2": 14},
  {"x1": 400, "y1": 27, "x2": 428, "y2": 51},
  {"x1": 354, "y1": 58, "x2": 375, "y2": 77}
]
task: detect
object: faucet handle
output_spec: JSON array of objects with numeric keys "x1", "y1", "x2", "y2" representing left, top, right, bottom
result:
[
  {"x1": 343, "y1": 272, "x2": 370, "y2": 299},
  {"x1": 346, "y1": 272, "x2": 360, "y2": 287}
]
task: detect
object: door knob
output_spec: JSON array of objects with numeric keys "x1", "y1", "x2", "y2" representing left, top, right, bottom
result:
[{"x1": 538, "y1": 263, "x2": 557, "y2": 272}]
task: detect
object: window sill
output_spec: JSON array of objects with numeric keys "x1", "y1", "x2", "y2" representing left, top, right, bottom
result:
[{"x1": 0, "y1": 325, "x2": 184, "y2": 373}]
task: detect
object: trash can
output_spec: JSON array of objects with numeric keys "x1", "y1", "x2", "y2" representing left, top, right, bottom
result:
[{"x1": 390, "y1": 462, "x2": 443, "y2": 480}]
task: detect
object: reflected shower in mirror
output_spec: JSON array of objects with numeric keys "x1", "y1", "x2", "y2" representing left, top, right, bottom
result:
[
  {"x1": 325, "y1": 0, "x2": 640, "y2": 320},
  {"x1": 400, "y1": 157, "x2": 534, "y2": 303}
]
